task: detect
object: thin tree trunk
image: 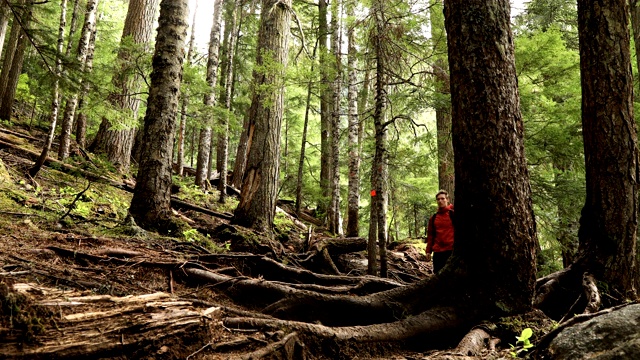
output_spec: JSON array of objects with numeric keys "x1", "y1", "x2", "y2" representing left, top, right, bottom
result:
[
  {"x1": 327, "y1": 0, "x2": 343, "y2": 235},
  {"x1": 0, "y1": 2, "x2": 31, "y2": 121},
  {"x1": 64, "y1": 0, "x2": 81, "y2": 56},
  {"x1": 176, "y1": 0, "x2": 199, "y2": 177},
  {"x1": 318, "y1": 0, "x2": 331, "y2": 217},
  {"x1": 346, "y1": 0, "x2": 360, "y2": 237},
  {"x1": 295, "y1": 58, "x2": 315, "y2": 215},
  {"x1": 129, "y1": 0, "x2": 189, "y2": 231},
  {"x1": 0, "y1": 3, "x2": 11, "y2": 60},
  {"x1": 59, "y1": 0, "x2": 99, "y2": 160},
  {"x1": 30, "y1": 0, "x2": 66, "y2": 178},
  {"x1": 0, "y1": 0, "x2": 24, "y2": 110},
  {"x1": 217, "y1": 0, "x2": 238, "y2": 203},
  {"x1": 195, "y1": 0, "x2": 224, "y2": 187},
  {"x1": 75, "y1": 12, "x2": 99, "y2": 149}
]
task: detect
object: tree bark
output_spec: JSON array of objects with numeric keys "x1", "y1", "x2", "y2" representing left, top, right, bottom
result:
[
  {"x1": 318, "y1": 0, "x2": 331, "y2": 217},
  {"x1": 89, "y1": 0, "x2": 160, "y2": 173},
  {"x1": 0, "y1": 1, "x2": 31, "y2": 121},
  {"x1": 58, "y1": 0, "x2": 99, "y2": 160},
  {"x1": 431, "y1": 0, "x2": 454, "y2": 200},
  {"x1": 444, "y1": 0, "x2": 537, "y2": 313},
  {"x1": 74, "y1": 18, "x2": 98, "y2": 149},
  {"x1": 129, "y1": 0, "x2": 189, "y2": 231},
  {"x1": 345, "y1": 0, "x2": 360, "y2": 237},
  {"x1": 0, "y1": 2, "x2": 10, "y2": 60},
  {"x1": 195, "y1": 0, "x2": 224, "y2": 187},
  {"x1": 216, "y1": 0, "x2": 238, "y2": 203},
  {"x1": 327, "y1": 0, "x2": 342, "y2": 235},
  {"x1": 575, "y1": 0, "x2": 639, "y2": 299},
  {"x1": 0, "y1": 0, "x2": 24, "y2": 112},
  {"x1": 232, "y1": 0, "x2": 291, "y2": 234}
]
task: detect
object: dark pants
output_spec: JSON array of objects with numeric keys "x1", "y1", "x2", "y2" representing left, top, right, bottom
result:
[{"x1": 433, "y1": 250, "x2": 452, "y2": 273}]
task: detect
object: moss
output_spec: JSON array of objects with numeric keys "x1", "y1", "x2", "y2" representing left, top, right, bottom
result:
[{"x1": 0, "y1": 280, "x2": 54, "y2": 343}]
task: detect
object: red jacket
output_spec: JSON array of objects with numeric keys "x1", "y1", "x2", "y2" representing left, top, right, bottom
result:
[{"x1": 426, "y1": 204, "x2": 454, "y2": 253}]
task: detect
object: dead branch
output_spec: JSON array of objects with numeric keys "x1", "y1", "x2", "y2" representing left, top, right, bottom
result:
[
  {"x1": 239, "y1": 331, "x2": 303, "y2": 360},
  {"x1": 453, "y1": 327, "x2": 492, "y2": 356}
]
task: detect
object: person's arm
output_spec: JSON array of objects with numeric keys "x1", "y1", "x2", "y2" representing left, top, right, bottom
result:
[{"x1": 425, "y1": 215, "x2": 435, "y2": 261}]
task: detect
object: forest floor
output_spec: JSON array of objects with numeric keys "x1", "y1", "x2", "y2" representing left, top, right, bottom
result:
[{"x1": 0, "y1": 120, "x2": 525, "y2": 359}]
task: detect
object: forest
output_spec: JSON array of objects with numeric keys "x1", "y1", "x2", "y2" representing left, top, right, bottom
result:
[{"x1": 0, "y1": 0, "x2": 639, "y2": 359}]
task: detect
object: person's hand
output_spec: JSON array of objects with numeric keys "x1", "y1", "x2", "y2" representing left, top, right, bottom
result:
[{"x1": 426, "y1": 253, "x2": 431, "y2": 262}]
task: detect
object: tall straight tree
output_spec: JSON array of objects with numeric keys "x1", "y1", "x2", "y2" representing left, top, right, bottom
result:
[
  {"x1": 216, "y1": 0, "x2": 238, "y2": 203},
  {"x1": 431, "y1": 0, "x2": 454, "y2": 199},
  {"x1": 75, "y1": 16, "x2": 98, "y2": 149},
  {"x1": 345, "y1": 0, "x2": 360, "y2": 237},
  {"x1": 318, "y1": 0, "x2": 331, "y2": 217},
  {"x1": 30, "y1": 0, "x2": 66, "y2": 178},
  {"x1": 195, "y1": 0, "x2": 224, "y2": 187},
  {"x1": 536, "y1": 0, "x2": 640, "y2": 319},
  {"x1": 58, "y1": 0, "x2": 99, "y2": 160},
  {"x1": 0, "y1": 0, "x2": 24, "y2": 108},
  {"x1": 327, "y1": 0, "x2": 343, "y2": 235},
  {"x1": 129, "y1": 0, "x2": 189, "y2": 231},
  {"x1": 89, "y1": 0, "x2": 160, "y2": 173},
  {"x1": 232, "y1": 0, "x2": 291, "y2": 233},
  {"x1": 176, "y1": 0, "x2": 199, "y2": 177},
  {"x1": 575, "y1": 0, "x2": 638, "y2": 298}
]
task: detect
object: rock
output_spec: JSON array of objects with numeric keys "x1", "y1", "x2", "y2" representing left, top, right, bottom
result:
[{"x1": 545, "y1": 304, "x2": 640, "y2": 359}]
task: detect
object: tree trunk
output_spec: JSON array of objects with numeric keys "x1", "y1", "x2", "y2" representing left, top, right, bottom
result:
[
  {"x1": 30, "y1": 0, "x2": 65, "y2": 178},
  {"x1": 575, "y1": 0, "x2": 639, "y2": 299},
  {"x1": 74, "y1": 9, "x2": 98, "y2": 149},
  {"x1": 129, "y1": 0, "x2": 189, "y2": 231},
  {"x1": 295, "y1": 70, "x2": 314, "y2": 215},
  {"x1": 195, "y1": 0, "x2": 224, "y2": 187},
  {"x1": 0, "y1": 2, "x2": 31, "y2": 121},
  {"x1": 232, "y1": 0, "x2": 291, "y2": 234},
  {"x1": 345, "y1": 0, "x2": 360, "y2": 237},
  {"x1": 327, "y1": 0, "x2": 343, "y2": 235},
  {"x1": 89, "y1": 0, "x2": 160, "y2": 173},
  {"x1": 0, "y1": 3, "x2": 10, "y2": 60},
  {"x1": 0, "y1": 0, "x2": 24, "y2": 112},
  {"x1": 58, "y1": 0, "x2": 99, "y2": 160},
  {"x1": 216, "y1": 0, "x2": 238, "y2": 203},
  {"x1": 444, "y1": 0, "x2": 537, "y2": 313},
  {"x1": 318, "y1": 0, "x2": 331, "y2": 217},
  {"x1": 64, "y1": 0, "x2": 81, "y2": 56},
  {"x1": 372, "y1": 0, "x2": 389, "y2": 278},
  {"x1": 176, "y1": 0, "x2": 199, "y2": 177},
  {"x1": 431, "y1": 0, "x2": 454, "y2": 200},
  {"x1": 631, "y1": 0, "x2": 640, "y2": 96}
]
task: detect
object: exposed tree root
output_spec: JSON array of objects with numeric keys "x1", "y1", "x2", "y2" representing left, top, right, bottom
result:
[{"x1": 453, "y1": 327, "x2": 492, "y2": 356}]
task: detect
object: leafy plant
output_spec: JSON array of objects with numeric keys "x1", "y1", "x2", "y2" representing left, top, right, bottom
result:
[{"x1": 510, "y1": 327, "x2": 534, "y2": 357}]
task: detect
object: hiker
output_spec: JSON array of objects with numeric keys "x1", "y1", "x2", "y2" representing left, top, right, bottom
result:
[{"x1": 425, "y1": 189, "x2": 454, "y2": 273}]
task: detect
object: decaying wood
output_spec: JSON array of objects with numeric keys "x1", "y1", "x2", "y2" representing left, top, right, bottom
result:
[
  {"x1": 1, "y1": 284, "x2": 220, "y2": 359},
  {"x1": 453, "y1": 327, "x2": 492, "y2": 356},
  {"x1": 238, "y1": 331, "x2": 304, "y2": 360},
  {"x1": 170, "y1": 197, "x2": 233, "y2": 220}
]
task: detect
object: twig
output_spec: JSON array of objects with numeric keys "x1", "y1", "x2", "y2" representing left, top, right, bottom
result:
[{"x1": 59, "y1": 180, "x2": 92, "y2": 222}]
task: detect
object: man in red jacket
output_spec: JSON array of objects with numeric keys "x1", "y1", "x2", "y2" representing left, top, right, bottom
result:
[{"x1": 425, "y1": 190, "x2": 454, "y2": 273}]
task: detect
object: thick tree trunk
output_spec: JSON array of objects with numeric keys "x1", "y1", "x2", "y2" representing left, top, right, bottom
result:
[
  {"x1": 575, "y1": 0, "x2": 639, "y2": 299},
  {"x1": 89, "y1": 0, "x2": 159, "y2": 173},
  {"x1": 631, "y1": 0, "x2": 640, "y2": 95},
  {"x1": 129, "y1": 0, "x2": 189, "y2": 231},
  {"x1": 58, "y1": 0, "x2": 99, "y2": 160},
  {"x1": 444, "y1": 0, "x2": 537, "y2": 313},
  {"x1": 232, "y1": 0, "x2": 291, "y2": 234}
]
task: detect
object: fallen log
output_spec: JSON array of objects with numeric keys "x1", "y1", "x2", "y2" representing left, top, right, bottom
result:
[{"x1": 1, "y1": 285, "x2": 220, "y2": 359}]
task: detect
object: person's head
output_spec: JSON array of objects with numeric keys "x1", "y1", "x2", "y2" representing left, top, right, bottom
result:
[{"x1": 436, "y1": 190, "x2": 449, "y2": 209}]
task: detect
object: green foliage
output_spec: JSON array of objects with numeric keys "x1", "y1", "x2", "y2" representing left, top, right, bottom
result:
[{"x1": 510, "y1": 328, "x2": 534, "y2": 357}]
